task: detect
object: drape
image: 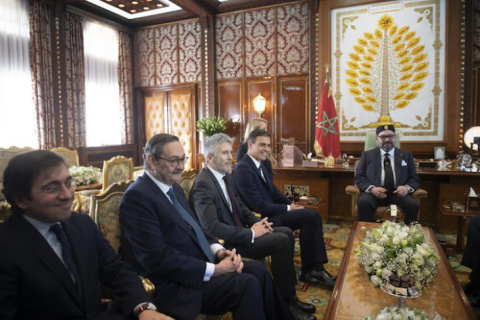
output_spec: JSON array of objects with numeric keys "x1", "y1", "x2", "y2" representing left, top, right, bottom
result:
[
  {"x1": 0, "y1": 0, "x2": 37, "y2": 148},
  {"x1": 64, "y1": 11, "x2": 86, "y2": 148},
  {"x1": 118, "y1": 32, "x2": 134, "y2": 144},
  {"x1": 29, "y1": 0, "x2": 55, "y2": 149}
]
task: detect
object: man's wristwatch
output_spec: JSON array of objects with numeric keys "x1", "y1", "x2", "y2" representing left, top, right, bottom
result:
[{"x1": 134, "y1": 302, "x2": 157, "y2": 317}]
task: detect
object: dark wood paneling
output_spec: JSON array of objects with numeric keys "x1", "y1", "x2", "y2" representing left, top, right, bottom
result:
[
  {"x1": 278, "y1": 77, "x2": 309, "y2": 154},
  {"x1": 218, "y1": 82, "x2": 243, "y2": 152},
  {"x1": 79, "y1": 144, "x2": 139, "y2": 168}
]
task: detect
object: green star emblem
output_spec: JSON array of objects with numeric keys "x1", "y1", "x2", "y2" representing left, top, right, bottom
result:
[{"x1": 316, "y1": 111, "x2": 338, "y2": 136}]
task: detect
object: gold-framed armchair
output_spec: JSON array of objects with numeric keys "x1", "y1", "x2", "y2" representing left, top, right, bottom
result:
[
  {"x1": 51, "y1": 147, "x2": 80, "y2": 168},
  {"x1": 101, "y1": 156, "x2": 134, "y2": 191},
  {"x1": 178, "y1": 168, "x2": 199, "y2": 200},
  {"x1": 89, "y1": 180, "x2": 155, "y2": 299}
]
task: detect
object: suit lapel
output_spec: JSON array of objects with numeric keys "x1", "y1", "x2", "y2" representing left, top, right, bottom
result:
[
  {"x1": 205, "y1": 168, "x2": 231, "y2": 212},
  {"x1": 12, "y1": 215, "x2": 83, "y2": 307},
  {"x1": 372, "y1": 149, "x2": 382, "y2": 185},
  {"x1": 394, "y1": 149, "x2": 403, "y2": 184},
  {"x1": 245, "y1": 156, "x2": 269, "y2": 189}
]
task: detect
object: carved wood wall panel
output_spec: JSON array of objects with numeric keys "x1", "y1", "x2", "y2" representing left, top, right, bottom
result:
[
  {"x1": 179, "y1": 21, "x2": 202, "y2": 84},
  {"x1": 216, "y1": 14, "x2": 243, "y2": 80},
  {"x1": 277, "y1": 2, "x2": 309, "y2": 75},
  {"x1": 244, "y1": 8, "x2": 276, "y2": 77},
  {"x1": 218, "y1": 82, "x2": 242, "y2": 151}
]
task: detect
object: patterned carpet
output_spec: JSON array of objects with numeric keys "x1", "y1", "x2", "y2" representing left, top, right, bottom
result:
[{"x1": 294, "y1": 219, "x2": 476, "y2": 320}]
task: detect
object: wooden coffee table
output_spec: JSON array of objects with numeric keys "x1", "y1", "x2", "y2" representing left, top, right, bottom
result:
[{"x1": 324, "y1": 221, "x2": 476, "y2": 320}]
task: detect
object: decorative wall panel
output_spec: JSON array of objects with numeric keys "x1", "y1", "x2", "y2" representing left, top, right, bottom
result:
[
  {"x1": 170, "y1": 90, "x2": 193, "y2": 169},
  {"x1": 277, "y1": 2, "x2": 309, "y2": 75},
  {"x1": 179, "y1": 21, "x2": 202, "y2": 83},
  {"x1": 475, "y1": 2, "x2": 480, "y2": 63},
  {"x1": 134, "y1": 28, "x2": 156, "y2": 87},
  {"x1": 155, "y1": 25, "x2": 178, "y2": 86},
  {"x1": 216, "y1": 14, "x2": 243, "y2": 80},
  {"x1": 245, "y1": 8, "x2": 276, "y2": 77},
  {"x1": 144, "y1": 93, "x2": 166, "y2": 141}
]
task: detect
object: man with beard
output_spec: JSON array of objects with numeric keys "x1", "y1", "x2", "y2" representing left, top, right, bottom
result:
[{"x1": 354, "y1": 124, "x2": 420, "y2": 224}]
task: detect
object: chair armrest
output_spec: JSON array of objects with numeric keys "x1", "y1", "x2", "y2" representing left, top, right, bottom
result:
[
  {"x1": 412, "y1": 188, "x2": 428, "y2": 200},
  {"x1": 345, "y1": 185, "x2": 360, "y2": 195}
]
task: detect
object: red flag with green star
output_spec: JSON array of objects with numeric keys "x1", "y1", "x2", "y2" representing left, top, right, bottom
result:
[{"x1": 315, "y1": 74, "x2": 340, "y2": 159}]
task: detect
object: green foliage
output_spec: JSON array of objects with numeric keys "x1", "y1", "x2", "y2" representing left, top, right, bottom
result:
[{"x1": 196, "y1": 116, "x2": 227, "y2": 137}]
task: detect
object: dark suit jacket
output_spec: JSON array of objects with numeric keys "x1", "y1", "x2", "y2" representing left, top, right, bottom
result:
[
  {"x1": 119, "y1": 173, "x2": 220, "y2": 319},
  {"x1": 0, "y1": 212, "x2": 148, "y2": 320},
  {"x1": 190, "y1": 168, "x2": 260, "y2": 246},
  {"x1": 354, "y1": 147, "x2": 420, "y2": 192},
  {"x1": 233, "y1": 155, "x2": 290, "y2": 216}
]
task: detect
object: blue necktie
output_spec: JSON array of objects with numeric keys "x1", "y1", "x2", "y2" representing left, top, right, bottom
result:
[
  {"x1": 50, "y1": 224, "x2": 80, "y2": 285},
  {"x1": 167, "y1": 188, "x2": 215, "y2": 262}
]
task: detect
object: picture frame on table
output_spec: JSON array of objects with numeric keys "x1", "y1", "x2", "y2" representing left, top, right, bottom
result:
[{"x1": 434, "y1": 147, "x2": 445, "y2": 160}]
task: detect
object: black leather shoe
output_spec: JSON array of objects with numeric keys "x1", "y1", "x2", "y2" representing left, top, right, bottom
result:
[
  {"x1": 299, "y1": 269, "x2": 336, "y2": 289},
  {"x1": 287, "y1": 296, "x2": 316, "y2": 314},
  {"x1": 287, "y1": 302, "x2": 317, "y2": 320}
]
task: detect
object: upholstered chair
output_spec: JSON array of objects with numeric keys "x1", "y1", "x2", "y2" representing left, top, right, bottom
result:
[
  {"x1": 51, "y1": 147, "x2": 80, "y2": 168},
  {"x1": 101, "y1": 156, "x2": 134, "y2": 191},
  {"x1": 178, "y1": 168, "x2": 199, "y2": 200}
]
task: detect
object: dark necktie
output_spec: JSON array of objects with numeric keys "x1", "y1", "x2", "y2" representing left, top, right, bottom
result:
[
  {"x1": 383, "y1": 153, "x2": 394, "y2": 194},
  {"x1": 50, "y1": 224, "x2": 80, "y2": 285},
  {"x1": 167, "y1": 188, "x2": 215, "y2": 262},
  {"x1": 258, "y1": 165, "x2": 266, "y2": 182},
  {"x1": 223, "y1": 176, "x2": 244, "y2": 228}
]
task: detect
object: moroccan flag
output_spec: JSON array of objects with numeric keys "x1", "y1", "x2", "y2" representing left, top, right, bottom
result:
[{"x1": 315, "y1": 75, "x2": 341, "y2": 159}]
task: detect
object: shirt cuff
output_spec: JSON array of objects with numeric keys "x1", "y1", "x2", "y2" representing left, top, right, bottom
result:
[
  {"x1": 366, "y1": 185, "x2": 375, "y2": 193},
  {"x1": 405, "y1": 185, "x2": 415, "y2": 193},
  {"x1": 251, "y1": 229, "x2": 255, "y2": 243},
  {"x1": 204, "y1": 262, "x2": 215, "y2": 281},
  {"x1": 287, "y1": 205, "x2": 290, "y2": 211}
]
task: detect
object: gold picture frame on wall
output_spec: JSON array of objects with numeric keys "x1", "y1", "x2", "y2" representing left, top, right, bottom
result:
[{"x1": 318, "y1": 0, "x2": 466, "y2": 156}]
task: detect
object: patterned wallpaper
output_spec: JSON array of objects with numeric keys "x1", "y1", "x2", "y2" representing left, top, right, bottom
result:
[
  {"x1": 134, "y1": 2, "x2": 309, "y2": 85},
  {"x1": 217, "y1": 1, "x2": 310, "y2": 80},
  {"x1": 134, "y1": 21, "x2": 202, "y2": 87}
]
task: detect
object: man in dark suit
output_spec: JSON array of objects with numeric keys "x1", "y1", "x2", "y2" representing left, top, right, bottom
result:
[
  {"x1": 0, "y1": 150, "x2": 169, "y2": 320},
  {"x1": 119, "y1": 133, "x2": 293, "y2": 320},
  {"x1": 190, "y1": 133, "x2": 316, "y2": 320},
  {"x1": 355, "y1": 124, "x2": 420, "y2": 223},
  {"x1": 233, "y1": 129, "x2": 336, "y2": 288},
  {"x1": 461, "y1": 215, "x2": 480, "y2": 308}
]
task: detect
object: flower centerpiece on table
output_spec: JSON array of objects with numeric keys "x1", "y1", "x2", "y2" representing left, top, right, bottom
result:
[
  {"x1": 356, "y1": 221, "x2": 440, "y2": 289},
  {"x1": 196, "y1": 116, "x2": 227, "y2": 137},
  {"x1": 365, "y1": 306, "x2": 442, "y2": 320},
  {"x1": 69, "y1": 166, "x2": 101, "y2": 186}
]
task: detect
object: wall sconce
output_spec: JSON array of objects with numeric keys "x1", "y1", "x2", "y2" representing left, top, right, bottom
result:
[
  {"x1": 253, "y1": 92, "x2": 267, "y2": 118},
  {"x1": 464, "y1": 126, "x2": 480, "y2": 152}
]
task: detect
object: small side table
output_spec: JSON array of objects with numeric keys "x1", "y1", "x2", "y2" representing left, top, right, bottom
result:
[{"x1": 438, "y1": 204, "x2": 477, "y2": 252}]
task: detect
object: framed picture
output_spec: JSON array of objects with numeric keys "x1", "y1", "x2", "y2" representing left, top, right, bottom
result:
[{"x1": 434, "y1": 147, "x2": 445, "y2": 160}]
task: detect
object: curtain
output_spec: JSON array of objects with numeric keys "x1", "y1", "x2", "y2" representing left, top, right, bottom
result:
[
  {"x1": 29, "y1": 0, "x2": 55, "y2": 149},
  {"x1": 83, "y1": 19, "x2": 121, "y2": 147},
  {"x1": 64, "y1": 12, "x2": 86, "y2": 148},
  {"x1": 118, "y1": 32, "x2": 134, "y2": 144},
  {"x1": 0, "y1": 0, "x2": 37, "y2": 148}
]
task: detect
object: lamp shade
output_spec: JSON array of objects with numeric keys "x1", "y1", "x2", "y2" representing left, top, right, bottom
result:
[
  {"x1": 464, "y1": 126, "x2": 480, "y2": 151},
  {"x1": 253, "y1": 93, "x2": 267, "y2": 117}
]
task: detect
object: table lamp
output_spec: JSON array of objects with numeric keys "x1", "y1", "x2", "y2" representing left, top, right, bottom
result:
[{"x1": 464, "y1": 126, "x2": 480, "y2": 153}]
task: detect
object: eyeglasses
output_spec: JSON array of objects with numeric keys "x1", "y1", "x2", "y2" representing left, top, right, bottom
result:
[
  {"x1": 378, "y1": 134, "x2": 395, "y2": 140},
  {"x1": 38, "y1": 179, "x2": 76, "y2": 194},
  {"x1": 157, "y1": 156, "x2": 189, "y2": 167}
]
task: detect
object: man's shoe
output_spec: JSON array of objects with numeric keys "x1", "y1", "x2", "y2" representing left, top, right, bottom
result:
[
  {"x1": 287, "y1": 303, "x2": 317, "y2": 320},
  {"x1": 287, "y1": 296, "x2": 316, "y2": 314},
  {"x1": 299, "y1": 269, "x2": 336, "y2": 289}
]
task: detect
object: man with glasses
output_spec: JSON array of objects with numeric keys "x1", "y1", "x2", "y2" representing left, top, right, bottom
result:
[
  {"x1": 0, "y1": 150, "x2": 170, "y2": 320},
  {"x1": 119, "y1": 133, "x2": 294, "y2": 320},
  {"x1": 355, "y1": 124, "x2": 420, "y2": 223}
]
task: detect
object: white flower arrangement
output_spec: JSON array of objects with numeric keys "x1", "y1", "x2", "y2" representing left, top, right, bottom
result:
[
  {"x1": 356, "y1": 221, "x2": 440, "y2": 289},
  {"x1": 365, "y1": 306, "x2": 442, "y2": 320},
  {"x1": 69, "y1": 166, "x2": 101, "y2": 186}
]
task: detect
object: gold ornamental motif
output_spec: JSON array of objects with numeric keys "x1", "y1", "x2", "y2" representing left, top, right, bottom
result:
[{"x1": 344, "y1": 14, "x2": 428, "y2": 127}]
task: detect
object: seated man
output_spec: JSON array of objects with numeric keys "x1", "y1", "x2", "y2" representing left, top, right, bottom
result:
[
  {"x1": 0, "y1": 150, "x2": 169, "y2": 320},
  {"x1": 190, "y1": 133, "x2": 316, "y2": 320},
  {"x1": 461, "y1": 215, "x2": 480, "y2": 308},
  {"x1": 233, "y1": 129, "x2": 335, "y2": 288},
  {"x1": 355, "y1": 125, "x2": 420, "y2": 223},
  {"x1": 119, "y1": 133, "x2": 293, "y2": 320}
]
